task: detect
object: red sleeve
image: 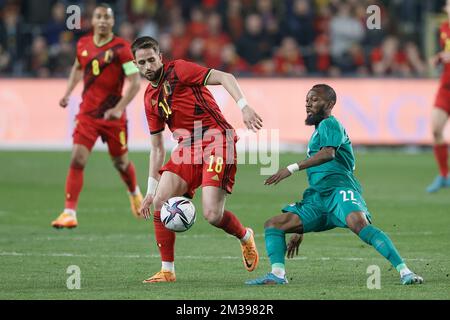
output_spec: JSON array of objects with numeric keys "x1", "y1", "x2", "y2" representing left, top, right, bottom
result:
[
  {"x1": 174, "y1": 60, "x2": 212, "y2": 86},
  {"x1": 117, "y1": 41, "x2": 135, "y2": 64},
  {"x1": 144, "y1": 95, "x2": 165, "y2": 135},
  {"x1": 75, "y1": 39, "x2": 83, "y2": 62}
]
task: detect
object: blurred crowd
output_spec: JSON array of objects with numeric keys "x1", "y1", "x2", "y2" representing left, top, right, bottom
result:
[{"x1": 0, "y1": 0, "x2": 445, "y2": 78}]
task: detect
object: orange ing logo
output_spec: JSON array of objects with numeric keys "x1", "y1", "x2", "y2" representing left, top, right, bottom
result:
[
  {"x1": 442, "y1": 33, "x2": 450, "y2": 52},
  {"x1": 119, "y1": 131, "x2": 127, "y2": 149},
  {"x1": 445, "y1": 39, "x2": 450, "y2": 52},
  {"x1": 159, "y1": 97, "x2": 172, "y2": 119}
]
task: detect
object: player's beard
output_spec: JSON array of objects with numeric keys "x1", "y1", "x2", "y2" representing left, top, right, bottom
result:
[
  {"x1": 146, "y1": 66, "x2": 163, "y2": 81},
  {"x1": 305, "y1": 108, "x2": 326, "y2": 126}
]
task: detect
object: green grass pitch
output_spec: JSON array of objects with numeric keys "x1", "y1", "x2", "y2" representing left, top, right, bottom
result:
[{"x1": 0, "y1": 150, "x2": 449, "y2": 299}]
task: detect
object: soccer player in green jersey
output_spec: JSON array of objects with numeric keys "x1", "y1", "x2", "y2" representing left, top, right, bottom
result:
[{"x1": 246, "y1": 84, "x2": 423, "y2": 286}]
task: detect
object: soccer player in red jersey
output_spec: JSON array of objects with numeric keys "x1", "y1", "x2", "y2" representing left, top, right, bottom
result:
[
  {"x1": 132, "y1": 36, "x2": 263, "y2": 282},
  {"x1": 427, "y1": 0, "x2": 450, "y2": 192},
  {"x1": 52, "y1": 4, "x2": 142, "y2": 228}
]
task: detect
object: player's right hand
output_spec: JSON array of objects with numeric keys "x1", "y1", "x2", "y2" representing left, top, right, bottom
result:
[
  {"x1": 264, "y1": 168, "x2": 291, "y2": 185},
  {"x1": 59, "y1": 96, "x2": 69, "y2": 108},
  {"x1": 140, "y1": 194, "x2": 154, "y2": 220},
  {"x1": 286, "y1": 233, "x2": 303, "y2": 259},
  {"x1": 242, "y1": 106, "x2": 263, "y2": 132},
  {"x1": 439, "y1": 51, "x2": 450, "y2": 63}
]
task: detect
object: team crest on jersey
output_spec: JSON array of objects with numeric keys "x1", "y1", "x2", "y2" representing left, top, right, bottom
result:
[
  {"x1": 81, "y1": 49, "x2": 88, "y2": 57},
  {"x1": 104, "y1": 49, "x2": 114, "y2": 63},
  {"x1": 163, "y1": 80, "x2": 172, "y2": 96}
]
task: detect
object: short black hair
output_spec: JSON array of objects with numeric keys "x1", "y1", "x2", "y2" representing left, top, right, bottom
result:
[
  {"x1": 311, "y1": 84, "x2": 337, "y2": 105},
  {"x1": 131, "y1": 36, "x2": 160, "y2": 57},
  {"x1": 95, "y1": 3, "x2": 114, "y2": 15}
]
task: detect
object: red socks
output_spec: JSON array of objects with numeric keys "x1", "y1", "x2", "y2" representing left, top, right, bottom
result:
[
  {"x1": 151, "y1": 210, "x2": 245, "y2": 263},
  {"x1": 64, "y1": 164, "x2": 84, "y2": 210},
  {"x1": 119, "y1": 161, "x2": 138, "y2": 193},
  {"x1": 64, "y1": 161, "x2": 138, "y2": 210},
  {"x1": 216, "y1": 210, "x2": 246, "y2": 239},
  {"x1": 153, "y1": 211, "x2": 176, "y2": 261},
  {"x1": 433, "y1": 144, "x2": 448, "y2": 177}
]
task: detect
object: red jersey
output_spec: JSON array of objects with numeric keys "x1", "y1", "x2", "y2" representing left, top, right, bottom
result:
[
  {"x1": 439, "y1": 21, "x2": 450, "y2": 85},
  {"x1": 76, "y1": 35, "x2": 135, "y2": 119},
  {"x1": 144, "y1": 60, "x2": 236, "y2": 145}
]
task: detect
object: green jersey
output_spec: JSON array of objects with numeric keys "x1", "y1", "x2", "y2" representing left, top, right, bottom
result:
[{"x1": 305, "y1": 116, "x2": 362, "y2": 193}]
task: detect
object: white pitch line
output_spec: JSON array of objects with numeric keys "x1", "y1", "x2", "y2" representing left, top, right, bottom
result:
[
  {"x1": 0, "y1": 230, "x2": 439, "y2": 243},
  {"x1": 0, "y1": 251, "x2": 444, "y2": 262}
]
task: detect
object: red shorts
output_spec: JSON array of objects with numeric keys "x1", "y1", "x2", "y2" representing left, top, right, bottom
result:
[
  {"x1": 159, "y1": 140, "x2": 237, "y2": 198},
  {"x1": 72, "y1": 115, "x2": 128, "y2": 157},
  {"x1": 434, "y1": 86, "x2": 450, "y2": 114}
]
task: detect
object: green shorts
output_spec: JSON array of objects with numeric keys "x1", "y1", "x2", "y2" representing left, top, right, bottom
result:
[{"x1": 282, "y1": 187, "x2": 372, "y2": 233}]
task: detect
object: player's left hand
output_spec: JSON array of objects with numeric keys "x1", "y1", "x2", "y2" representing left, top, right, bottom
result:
[
  {"x1": 286, "y1": 233, "x2": 303, "y2": 259},
  {"x1": 242, "y1": 106, "x2": 263, "y2": 132},
  {"x1": 104, "y1": 107, "x2": 123, "y2": 120},
  {"x1": 140, "y1": 194, "x2": 154, "y2": 220},
  {"x1": 264, "y1": 168, "x2": 291, "y2": 185}
]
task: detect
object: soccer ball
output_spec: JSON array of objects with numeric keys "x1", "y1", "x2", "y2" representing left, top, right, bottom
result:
[{"x1": 160, "y1": 197, "x2": 196, "y2": 232}]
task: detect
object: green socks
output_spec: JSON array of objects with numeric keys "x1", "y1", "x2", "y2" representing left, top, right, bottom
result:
[
  {"x1": 265, "y1": 227, "x2": 287, "y2": 268},
  {"x1": 358, "y1": 225, "x2": 404, "y2": 269},
  {"x1": 265, "y1": 225, "x2": 409, "y2": 278}
]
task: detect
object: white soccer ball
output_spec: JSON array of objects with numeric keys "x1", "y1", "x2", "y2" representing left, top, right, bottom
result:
[{"x1": 160, "y1": 197, "x2": 196, "y2": 232}]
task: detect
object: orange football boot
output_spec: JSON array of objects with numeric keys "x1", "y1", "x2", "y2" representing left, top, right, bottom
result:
[
  {"x1": 129, "y1": 188, "x2": 143, "y2": 218},
  {"x1": 143, "y1": 270, "x2": 176, "y2": 283},
  {"x1": 51, "y1": 212, "x2": 78, "y2": 229},
  {"x1": 241, "y1": 228, "x2": 259, "y2": 272}
]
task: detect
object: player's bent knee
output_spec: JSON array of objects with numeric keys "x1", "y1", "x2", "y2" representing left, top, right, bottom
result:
[
  {"x1": 264, "y1": 215, "x2": 286, "y2": 230},
  {"x1": 70, "y1": 156, "x2": 87, "y2": 169},
  {"x1": 203, "y1": 208, "x2": 222, "y2": 226},
  {"x1": 346, "y1": 211, "x2": 369, "y2": 234},
  {"x1": 264, "y1": 213, "x2": 303, "y2": 233},
  {"x1": 263, "y1": 217, "x2": 276, "y2": 229},
  {"x1": 112, "y1": 159, "x2": 129, "y2": 172},
  {"x1": 432, "y1": 129, "x2": 444, "y2": 143}
]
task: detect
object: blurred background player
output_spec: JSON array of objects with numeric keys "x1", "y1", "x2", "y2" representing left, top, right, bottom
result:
[
  {"x1": 245, "y1": 84, "x2": 423, "y2": 286},
  {"x1": 427, "y1": 0, "x2": 450, "y2": 193},
  {"x1": 132, "y1": 36, "x2": 263, "y2": 283},
  {"x1": 51, "y1": 4, "x2": 142, "y2": 228}
]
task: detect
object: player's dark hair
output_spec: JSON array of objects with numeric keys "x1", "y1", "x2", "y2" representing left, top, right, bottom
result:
[
  {"x1": 95, "y1": 3, "x2": 114, "y2": 16},
  {"x1": 312, "y1": 84, "x2": 337, "y2": 105},
  {"x1": 131, "y1": 36, "x2": 160, "y2": 57}
]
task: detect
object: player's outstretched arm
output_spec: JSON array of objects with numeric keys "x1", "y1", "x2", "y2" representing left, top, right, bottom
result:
[
  {"x1": 140, "y1": 132, "x2": 165, "y2": 220},
  {"x1": 59, "y1": 59, "x2": 82, "y2": 108},
  {"x1": 205, "y1": 69, "x2": 263, "y2": 132},
  {"x1": 297, "y1": 146, "x2": 336, "y2": 170},
  {"x1": 104, "y1": 72, "x2": 141, "y2": 120},
  {"x1": 265, "y1": 147, "x2": 336, "y2": 185}
]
